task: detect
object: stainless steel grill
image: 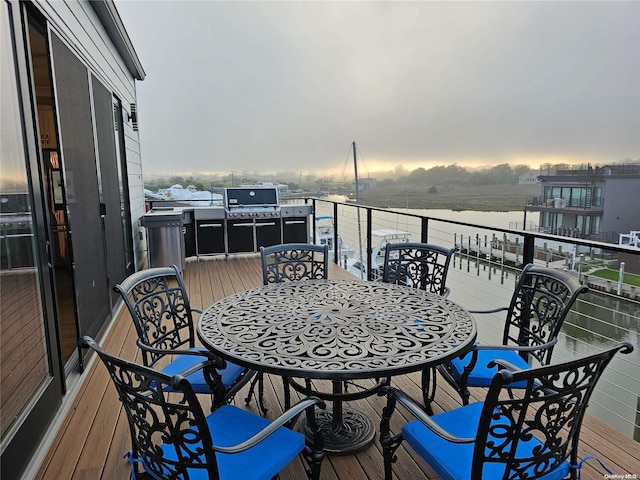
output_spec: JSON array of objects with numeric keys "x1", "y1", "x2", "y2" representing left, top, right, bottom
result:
[{"x1": 224, "y1": 187, "x2": 281, "y2": 218}]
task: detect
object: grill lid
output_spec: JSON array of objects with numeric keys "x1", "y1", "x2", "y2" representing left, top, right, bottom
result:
[{"x1": 225, "y1": 187, "x2": 279, "y2": 209}]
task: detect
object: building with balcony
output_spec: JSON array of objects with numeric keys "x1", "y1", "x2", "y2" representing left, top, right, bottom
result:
[
  {"x1": 1, "y1": 1, "x2": 146, "y2": 477},
  {"x1": 524, "y1": 163, "x2": 640, "y2": 243}
]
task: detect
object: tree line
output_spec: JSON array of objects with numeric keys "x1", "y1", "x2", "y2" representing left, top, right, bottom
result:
[
  {"x1": 144, "y1": 163, "x2": 533, "y2": 192},
  {"x1": 400, "y1": 163, "x2": 531, "y2": 186}
]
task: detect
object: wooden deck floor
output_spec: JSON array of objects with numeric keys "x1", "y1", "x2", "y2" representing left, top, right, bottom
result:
[{"x1": 36, "y1": 255, "x2": 640, "y2": 479}]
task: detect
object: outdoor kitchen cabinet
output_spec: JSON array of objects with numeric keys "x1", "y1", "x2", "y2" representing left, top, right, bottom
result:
[
  {"x1": 143, "y1": 209, "x2": 185, "y2": 274},
  {"x1": 193, "y1": 207, "x2": 226, "y2": 256},
  {"x1": 255, "y1": 218, "x2": 282, "y2": 249},
  {"x1": 282, "y1": 217, "x2": 309, "y2": 243},
  {"x1": 226, "y1": 219, "x2": 257, "y2": 253},
  {"x1": 226, "y1": 218, "x2": 283, "y2": 253},
  {"x1": 196, "y1": 219, "x2": 225, "y2": 255},
  {"x1": 183, "y1": 210, "x2": 196, "y2": 258},
  {"x1": 181, "y1": 189, "x2": 312, "y2": 256}
]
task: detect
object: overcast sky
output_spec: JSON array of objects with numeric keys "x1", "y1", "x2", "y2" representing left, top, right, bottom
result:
[{"x1": 115, "y1": 1, "x2": 640, "y2": 178}]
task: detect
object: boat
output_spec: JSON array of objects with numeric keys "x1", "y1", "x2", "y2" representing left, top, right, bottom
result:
[
  {"x1": 151, "y1": 184, "x2": 223, "y2": 206},
  {"x1": 346, "y1": 228, "x2": 411, "y2": 280},
  {"x1": 314, "y1": 216, "x2": 355, "y2": 267},
  {"x1": 338, "y1": 141, "x2": 414, "y2": 280}
]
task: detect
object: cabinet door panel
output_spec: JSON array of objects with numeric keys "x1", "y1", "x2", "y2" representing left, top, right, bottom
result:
[
  {"x1": 227, "y1": 220, "x2": 254, "y2": 253},
  {"x1": 196, "y1": 220, "x2": 225, "y2": 254}
]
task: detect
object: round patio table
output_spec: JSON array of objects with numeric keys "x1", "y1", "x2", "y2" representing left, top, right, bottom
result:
[{"x1": 197, "y1": 279, "x2": 476, "y2": 454}]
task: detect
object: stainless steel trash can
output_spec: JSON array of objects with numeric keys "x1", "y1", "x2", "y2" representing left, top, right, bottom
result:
[{"x1": 143, "y1": 208, "x2": 185, "y2": 274}]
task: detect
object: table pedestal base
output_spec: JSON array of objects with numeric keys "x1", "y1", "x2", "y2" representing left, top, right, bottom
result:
[{"x1": 301, "y1": 407, "x2": 375, "y2": 456}]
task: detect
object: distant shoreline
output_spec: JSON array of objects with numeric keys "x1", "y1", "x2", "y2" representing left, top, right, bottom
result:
[{"x1": 357, "y1": 183, "x2": 540, "y2": 212}]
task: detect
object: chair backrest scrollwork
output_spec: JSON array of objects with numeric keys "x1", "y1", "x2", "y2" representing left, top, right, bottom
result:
[
  {"x1": 81, "y1": 336, "x2": 218, "y2": 479},
  {"x1": 114, "y1": 265, "x2": 196, "y2": 368},
  {"x1": 382, "y1": 242, "x2": 455, "y2": 296},
  {"x1": 503, "y1": 264, "x2": 588, "y2": 365},
  {"x1": 261, "y1": 243, "x2": 329, "y2": 285},
  {"x1": 473, "y1": 342, "x2": 633, "y2": 479}
]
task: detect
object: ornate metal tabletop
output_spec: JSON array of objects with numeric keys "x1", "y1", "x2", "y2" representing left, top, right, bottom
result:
[
  {"x1": 198, "y1": 279, "x2": 476, "y2": 455},
  {"x1": 198, "y1": 279, "x2": 476, "y2": 380}
]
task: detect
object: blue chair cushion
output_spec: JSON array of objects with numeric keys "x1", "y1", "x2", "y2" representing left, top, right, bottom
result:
[
  {"x1": 156, "y1": 405, "x2": 305, "y2": 480},
  {"x1": 449, "y1": 349, "x2": 532, "y2": 387},
  {"x1": 403, "y1": 402, "x2": 570, "y2": 480},
  {"x1": 161, "y1": 348, "x2": 246, "y2": 393}
]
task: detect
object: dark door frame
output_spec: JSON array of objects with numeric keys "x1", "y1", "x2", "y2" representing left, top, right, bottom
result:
[{"x1": 0, "y1": 3, "x2": 63, "y2": 478}]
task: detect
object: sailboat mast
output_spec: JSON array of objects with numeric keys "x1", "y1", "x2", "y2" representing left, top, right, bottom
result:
[
  {"x1": 353, "y1": 141, "x2": 365, "y2": 279},
  {"x1": 353, "y1": 141, "x2": 361, "y2": 204}
]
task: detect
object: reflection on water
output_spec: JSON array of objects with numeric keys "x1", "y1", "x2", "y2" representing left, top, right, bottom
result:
[
  {"x1": 454, "y1": 254, "x2": 640, "y2": 441},
  {"x1": 449, "y1": 232, "x2": 640, "y2": 442},
  {"x1": 568, "y1": 294, "x2": 639, "y2": 345}
]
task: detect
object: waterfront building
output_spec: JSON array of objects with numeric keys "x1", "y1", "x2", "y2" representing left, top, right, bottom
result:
[
  {"x1": 524, "y1": 163, "x2": 640, "y2": 243},
  {"x1": 352, "y1": 177, "x2": 377, "y2": 191},
  {"x1": 1, "y1": 1, "x2": 145, "y2": 477},
  {"x1": 518, "y1": 170, "x2": 540, "y2": 184}
]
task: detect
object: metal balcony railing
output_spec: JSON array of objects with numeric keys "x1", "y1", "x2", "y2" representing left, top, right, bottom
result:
[{"x1": 306, "y1": 196, "x2": 640, "y2": 442}]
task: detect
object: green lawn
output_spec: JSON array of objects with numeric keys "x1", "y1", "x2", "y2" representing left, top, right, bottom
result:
[{"x1": 589, "y1": 268, "x2": 640, "y2": 287}]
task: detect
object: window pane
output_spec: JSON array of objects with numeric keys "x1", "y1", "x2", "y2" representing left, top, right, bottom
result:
[
  {"x1": 593, "y1": 187, "x2": 602, "y2": 207},
  {"x1": 0, "y1": 6, "x2": 50, "y2": 441},
  {"x1": 571, "y1": 188, "x2": 585, "y2": 207}
]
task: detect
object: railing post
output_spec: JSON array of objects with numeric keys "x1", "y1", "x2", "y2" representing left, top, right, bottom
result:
[
  {"x1": 366, "y1": 208, "x2": 373, "y2": 281},
  {"x1": 311, "y1": 198, "x2": 317, "y2": 243},
  {"x1": 421, "y1": 218, "x2": 429, "y2": 243},
  {"x1": 333, "y1": 202, "x2": 339, "y2": 265},
  {"x1": 523, "y1": 233, "x2": 535, "y2": 267}
]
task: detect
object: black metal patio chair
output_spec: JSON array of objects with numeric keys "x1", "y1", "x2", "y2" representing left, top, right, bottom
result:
[
  {"x1": 114, "y1": 265, "x2": 256, "y2": 410},
  {"x1": 380, "y1": 342, "x2": 633, "y2": 480},
  {"x1": 81, "y1": 336, "x2": 326, "y2": 480},
  {"x1": 260, "y1": 243, "x2": 329, "y2": 284},
  {"x1": 423, "y1": 263, "x2": 589, "y2": 412},
  {"x1": 245, "y1": 243, "x2": 330, "y2": 412},
  {"x1": 382, "y1": 242, "x2": 455, "y2": 297}
]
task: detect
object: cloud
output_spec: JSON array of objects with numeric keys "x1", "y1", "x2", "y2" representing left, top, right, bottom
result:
[{"x1": 116, "y1": 1, "x2": 640, "y2": 176}]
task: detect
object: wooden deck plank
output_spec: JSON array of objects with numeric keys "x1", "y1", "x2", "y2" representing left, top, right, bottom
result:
[
  {"x1": 35, "y1": 256, "x2": 640, "y2": 480},
  {"x1": 73, "y1": 317, "x2": 143, "y2": 477},
  {"x1": 35, "y1": 305, "x2": 138, "y2": 479}
]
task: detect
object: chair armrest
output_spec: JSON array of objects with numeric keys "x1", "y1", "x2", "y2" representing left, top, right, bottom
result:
[
  {"x1": 173, "y1": 357, "x2": 223, "y2": 379},
  {"x1": 468, "y1": 306, "x2": 508, "y2": 315},
  {"x1": 211, "y1": 397, "x2": 326, "y2": 454},
  {"x1": 486, "y1": 358, "x2": 524, "y2": 373},
  {"x1": 136, "y1": 339, "x2": 227, "y2": 369},
  {"x1": 473, "y1": 338, "x2": 557, "y2": 353},
  {"x1": 192, "y1": 307, "x2": 203, "y2": 315},
  {"x1": 380, "y1": 386, "x2": 475, "y2": 444},
  {"x1": 487, "y1": 358, "x2": 561, "y2": 392}
]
